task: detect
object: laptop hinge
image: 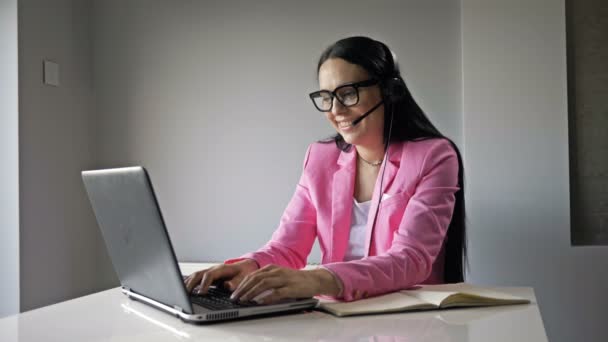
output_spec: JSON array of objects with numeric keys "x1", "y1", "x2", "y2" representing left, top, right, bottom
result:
[
  {"x1": 173, "y1": 305, "x2": 184, "y2": 313},
  {"x1": 122, "y1": 286, "x2": 131, "y2": 292}
]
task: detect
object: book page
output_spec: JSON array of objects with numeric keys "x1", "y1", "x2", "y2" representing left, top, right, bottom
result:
[
  {"x1": 400, "y1": 290, "x2": 458, "y2": 306},
  {"x1": 401, "y1": 283, "x2": 529, "y2": 307},
  {"x1": 441, "y1": 288, "x2": 530, "y2": 307},
  {"x1": 317, "y1": 292, "x2": 435, "y2": 317},
  {"x1": 452, "y1": 286, "x2": 528, "y2": 301}
]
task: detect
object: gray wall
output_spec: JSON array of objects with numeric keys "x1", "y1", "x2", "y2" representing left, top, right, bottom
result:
[
  {"x1": 92, "y1": 0, "x2": 462, "y2": 263},
  {"x1": 18, "y1": 0, "x2": 115, "y2": 311},
  {"x1": 568, "y1": 0, "x2": 608, "y2": 245},
  {"x1": 462, "y1": 0, "x2": 608, "y2": 341},
  {"x1": 0, "y1": 0, "x2": 20, "y2": 318}
]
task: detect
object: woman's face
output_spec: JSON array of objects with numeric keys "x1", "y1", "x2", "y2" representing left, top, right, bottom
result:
[{"x1": 318, "y1": 58, "x2": 384, "y2": 147}]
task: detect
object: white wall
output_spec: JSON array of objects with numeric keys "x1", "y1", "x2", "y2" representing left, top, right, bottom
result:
[
  {"x1": 0, "y1": 0, "x2": 20, "y2": 318},
  {"x1": 462, "y1": 0, "x2": 608, "y2": 341},
  {"x1": 92, "y1": 0, "x2": 463, "y2": 263},
  {"x1": 18, "y1": 0, "x2": 115, "y2": 311}
]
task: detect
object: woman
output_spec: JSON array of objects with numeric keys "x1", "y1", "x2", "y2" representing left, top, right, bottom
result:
[{"x1": 185, "y1": 36, "x2": 466, "y2": 304}]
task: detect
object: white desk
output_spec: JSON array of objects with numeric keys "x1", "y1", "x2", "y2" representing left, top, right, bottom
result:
[{"x1": 0, "y1": 263, "x2": 548, "y2": 341}]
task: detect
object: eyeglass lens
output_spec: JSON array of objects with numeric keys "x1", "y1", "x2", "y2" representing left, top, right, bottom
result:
[{"x1": 312, "y1": 86, "x2": 359, "y2": 111}]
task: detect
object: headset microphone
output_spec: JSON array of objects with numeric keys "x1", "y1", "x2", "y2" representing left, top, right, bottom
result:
[{"x1": 351, "y1": 100, "x2": 384, "y2": 126}]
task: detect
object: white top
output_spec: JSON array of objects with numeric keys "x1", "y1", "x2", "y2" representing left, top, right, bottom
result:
[{"x1": 343, "y1": 198, "x2": 372, "y2": 261}]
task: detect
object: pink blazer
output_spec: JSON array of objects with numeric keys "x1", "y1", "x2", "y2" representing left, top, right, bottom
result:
[{"x1": 228, "y1": 138, "x2": 460, "y2": 301}]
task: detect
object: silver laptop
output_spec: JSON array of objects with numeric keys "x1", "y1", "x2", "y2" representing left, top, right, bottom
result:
[{"x1": 81, "y1": 166, "x2": 318, "y2": 323}]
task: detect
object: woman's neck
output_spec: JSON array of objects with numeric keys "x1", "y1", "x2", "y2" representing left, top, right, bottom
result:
[{"x1": 355, "y1": 143, "x2": 385, "y2": 164}]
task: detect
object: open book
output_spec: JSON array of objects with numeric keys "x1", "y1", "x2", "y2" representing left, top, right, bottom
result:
[{"x1": 317, "y1": 283, "x2": 531, "y2": 317}]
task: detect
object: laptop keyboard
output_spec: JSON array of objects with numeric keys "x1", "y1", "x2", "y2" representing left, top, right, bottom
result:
[{"x1": 190, "y1": 286, "x2": 259, "y2": 310}]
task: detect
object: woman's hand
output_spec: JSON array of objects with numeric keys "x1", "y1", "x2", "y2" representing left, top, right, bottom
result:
[
  {"x1": 184, "y1": 259, "x2": 259, "y2": 294},
  {"x1": 230, "y1": 265, "x2": 342, "y2": 304}
]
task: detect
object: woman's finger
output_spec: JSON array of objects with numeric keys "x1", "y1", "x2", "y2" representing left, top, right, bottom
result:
[
  {"x1": 232, "y1": 270, "x2": 274, "y2": 300},
  {"x1": 247, "y1": 265, "x2": 276, "y2": 278},
  {"x1": 185, "y1": 270, "x2": 206, "y2": 293},
  {"x1": 254, "y1": 287, "x2": 288, "y2": 305},
  {"x1": 232, "y1": 265, "x2": 278, "y2": 296},
  {"x1": 222, "y1": 261, "x2": 263, "y2": 291},
  {"x1": 238, "y1": 276, "x2": 284, "y2": 302},
  {"x1": 230, "y1": 274, "x2": 257, "y2": 299},
  {"x1": 198, "y1": 265, "x2": 239, "y2": 294},
  {"x1": 224, "y1": 274, "x2": 245, "y2": 291}
]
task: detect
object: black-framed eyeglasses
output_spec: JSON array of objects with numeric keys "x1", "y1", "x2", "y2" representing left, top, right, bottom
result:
[{"x1": 309, "y1": 79, "x2": 379, "y2": 112}]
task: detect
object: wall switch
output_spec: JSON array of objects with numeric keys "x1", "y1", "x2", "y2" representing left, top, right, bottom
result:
[{"x1": 43, "y1": 60, "x2": 60, "y2": 86}]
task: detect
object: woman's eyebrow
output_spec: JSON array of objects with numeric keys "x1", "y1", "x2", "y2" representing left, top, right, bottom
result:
[{"x1": 319, "y1": 80, "x2": 357, "y2": 92}]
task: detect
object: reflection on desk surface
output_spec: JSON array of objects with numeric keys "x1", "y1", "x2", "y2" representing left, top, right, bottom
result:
[{"x1": 0, "y1": 287, "x2": 547, "y2": 342}]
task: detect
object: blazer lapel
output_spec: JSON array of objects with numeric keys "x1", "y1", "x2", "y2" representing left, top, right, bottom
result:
[
  {"x1": 330, "y1": 147, "x2": 356, "y2": 262},
  {"x1": 364, "y1": 143, "x2": 403, "y2": 256}
]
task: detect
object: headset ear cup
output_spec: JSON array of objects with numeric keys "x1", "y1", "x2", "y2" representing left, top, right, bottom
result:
[{"x1": 383, "y1": 77, "x2": 406, "y2": 103}]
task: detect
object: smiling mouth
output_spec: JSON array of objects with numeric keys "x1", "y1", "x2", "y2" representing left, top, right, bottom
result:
[{"x1": 337, "y1": 121, "x2": 353, "y2": 129}]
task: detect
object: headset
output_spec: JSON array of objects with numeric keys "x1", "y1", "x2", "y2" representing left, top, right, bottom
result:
[
  {"x1": 365, "y1": 43, "x2": 407, "y2": 255},
  {"x1": 381, "y1": 76, "x2": 407, "y2": 104}
]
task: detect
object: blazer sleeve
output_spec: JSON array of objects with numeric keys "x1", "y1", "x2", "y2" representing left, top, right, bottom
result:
[
  {"x1": 321, "y1": 139, "x2": 460, "y2": 301},
  {"x1": 225, "y1": 145, "x2": 317, "y2": 270}
]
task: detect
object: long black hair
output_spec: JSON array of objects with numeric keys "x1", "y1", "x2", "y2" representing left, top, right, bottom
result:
[{"x1": 316, "y1": 36, "x2": 467, "y2": 283}]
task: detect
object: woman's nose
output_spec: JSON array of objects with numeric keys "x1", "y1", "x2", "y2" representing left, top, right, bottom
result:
[{"x1": 330, "y1": 97, "x2": 346, "y2": 116}]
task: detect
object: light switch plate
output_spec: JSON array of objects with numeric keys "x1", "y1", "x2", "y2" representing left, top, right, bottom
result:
[{"x1": 43, "y1": 60, "x2": 60, "y2": 86}]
